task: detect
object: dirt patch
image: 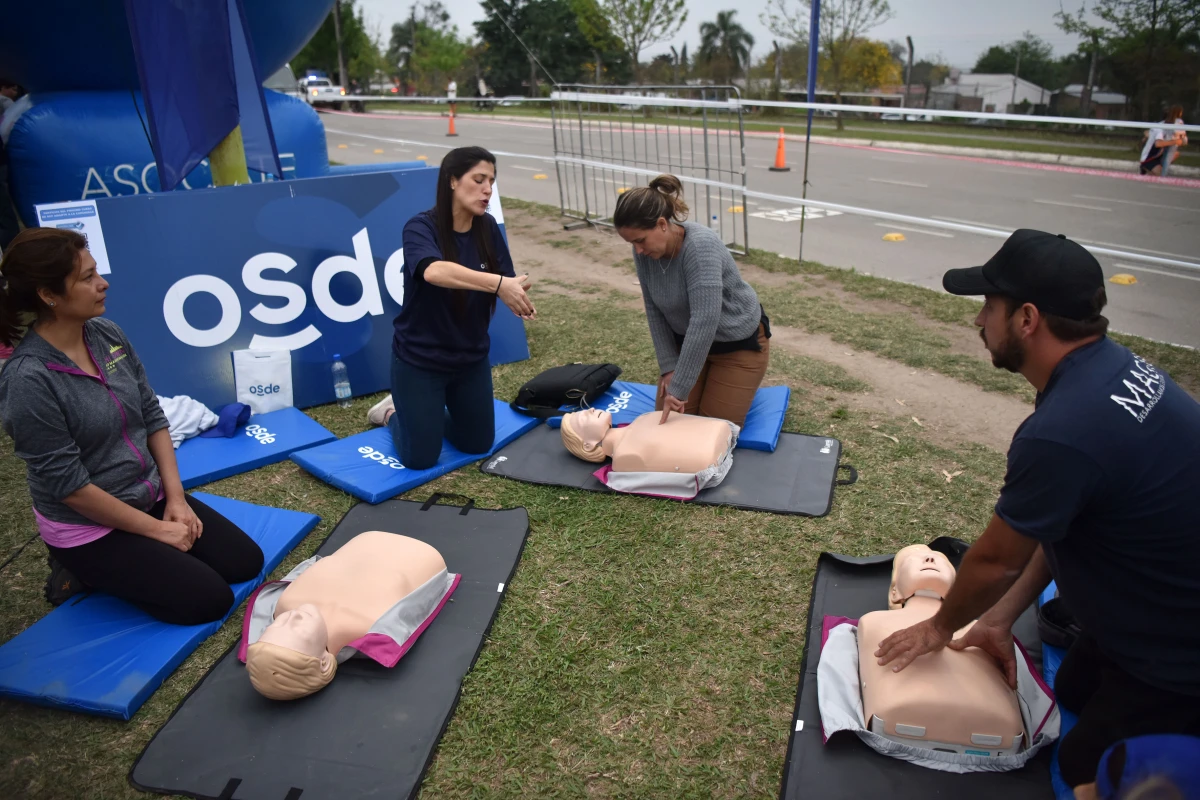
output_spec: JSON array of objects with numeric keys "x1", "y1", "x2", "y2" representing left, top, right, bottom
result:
[
  {"x1": 770, "y1": 326, "x2": 1031, "y2": 451},
  {"x1": 507, "y1": 221, "x2": 643, "y2": 302},
  {"x1": 505, "y1": 206, "x2": 1030, "y2": 452}
]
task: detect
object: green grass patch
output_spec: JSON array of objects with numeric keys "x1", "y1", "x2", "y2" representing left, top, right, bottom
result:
[
  {"x1": 755, "y1": 283, "x2": 1034, "y2": 400},
  {"x1": 0, "y1": 289, "x2": 1014, "y2": 799},
  {"x1": 743, "y1": 249, "x2": 1200, "y2": 394}
]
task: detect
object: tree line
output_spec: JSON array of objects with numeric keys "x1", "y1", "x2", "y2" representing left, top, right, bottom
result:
[{"x1": 290, "y1": 0, "x2": 1198, "y2": 120}]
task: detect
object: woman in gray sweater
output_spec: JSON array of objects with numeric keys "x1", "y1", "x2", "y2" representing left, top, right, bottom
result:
[
  {"x1": 614, "y1": 175, "x2": 770, "y2": 427},
  {"x1": 0, "y1": 228, "x2": 263, "y2": 623}
]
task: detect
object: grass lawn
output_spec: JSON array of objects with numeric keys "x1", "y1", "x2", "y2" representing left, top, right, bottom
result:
[{"x1": 1, "y1": 222, "x2": 1197, "y2": 796}]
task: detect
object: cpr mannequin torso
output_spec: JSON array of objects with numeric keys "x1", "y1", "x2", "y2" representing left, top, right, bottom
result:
[
  {"x1": 604, "y1": 412, "x2": 730, "y2": 472},
  {"x1": 245, "y1": 531, "x2": 454, "y2": 700},
  {"x1": 857, "y1": 545, "x2": 1024, "y2": 754},
  {"x1": 268, "y1": 531, "x2": 446, "y2": 654},
  {"x1": 564, "y1": 409, "x2": 732, "y2": 472}
]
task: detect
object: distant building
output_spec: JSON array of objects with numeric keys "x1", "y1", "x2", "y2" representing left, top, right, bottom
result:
[
  {"x1": 928, "y1": 71, "x2": 1049, "y2": 114},
  {"x1": 1051, "y1": 84, "x2": 1129, "y2": 119}
]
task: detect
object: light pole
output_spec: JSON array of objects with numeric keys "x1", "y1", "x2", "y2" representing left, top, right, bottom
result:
[{"x1": 903, "y1": 36, "x2": 914, "y2": 109}]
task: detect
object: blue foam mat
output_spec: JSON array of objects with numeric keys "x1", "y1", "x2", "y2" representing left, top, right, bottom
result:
[
  {"x1": 176, "y1": 407, "x2": 336, "y2": 488},
  {"x1": 1040, "y1": 582, "x2": 1076, "y2": 800},
  {"x1": 290, "y1": 399, "x2": 539, "y2": 504},
  {"x1": 547, "y1": 381, "x2": 791, "y2": 452},
  {"x1": 0, "y1": 493, "x2": 319, "y2": 720}
]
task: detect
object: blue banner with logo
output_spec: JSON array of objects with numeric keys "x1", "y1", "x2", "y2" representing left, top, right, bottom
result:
[{"x1": 90, "y1": 168, "x2": 529, "y2": 409}]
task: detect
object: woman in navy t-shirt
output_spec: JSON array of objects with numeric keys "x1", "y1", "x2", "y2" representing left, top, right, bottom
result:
[{"x1": 367, "y1": 147, "x2": 535, "y2": 469}]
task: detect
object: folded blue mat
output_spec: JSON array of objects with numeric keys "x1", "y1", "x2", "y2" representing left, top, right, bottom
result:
[
  {"x1": 0, "y1": 493, "x2": 319, "y2": 720},
  {"x1": 547, "y1": 381, "x2": 791, "y2": 452},
  {"x1": 1040, "y1": 582, "x2": 1076, "y2": 800},
  {"x1": 290, "y1": 400, "x2": 539, "y2": 504},
  {"x1": 176, "y1": 407, "x2": 336, "y2": 488}
]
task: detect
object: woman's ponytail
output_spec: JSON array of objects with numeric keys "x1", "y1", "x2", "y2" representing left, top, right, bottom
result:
[{"x1": 613, "y1": 173, "x2": 690, "y2": 229}]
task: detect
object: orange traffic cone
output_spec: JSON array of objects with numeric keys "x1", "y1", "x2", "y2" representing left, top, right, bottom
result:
[
  {"x1": 769, "y1": 128, "x2": 790, "y2": 172},
  {"x1": 447, "y1": 112, "x2": 459, "y2": 138}
]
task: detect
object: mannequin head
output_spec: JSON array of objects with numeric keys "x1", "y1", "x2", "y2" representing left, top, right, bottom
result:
[
  {"x1": 561, "y1": 409, "x2": 612, "y2": 462},
  {"x1": 246, "y1": 603, "x2": 337, "y2": 700},
  {"x1": 887, "y1": 545, "x2": 956, "y2": 609}
]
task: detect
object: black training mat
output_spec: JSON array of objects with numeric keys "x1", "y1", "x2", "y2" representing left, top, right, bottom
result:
[
  {"x1": 130, "y1": 495, "x2": 530, "y2": 800},
  {"x1": 778, "y1": 537, "x2": 1053, "y2": 800},
  {"x1": 480, "y1": 425, "x2": 856, "y2": 516}
]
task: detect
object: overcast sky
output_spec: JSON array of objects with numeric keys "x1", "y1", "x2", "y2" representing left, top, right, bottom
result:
[{"x1": 353, "y1": 0, "x2": 1087, "y2": 71}]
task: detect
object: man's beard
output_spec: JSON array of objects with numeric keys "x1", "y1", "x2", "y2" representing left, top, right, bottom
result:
[{"x1": 980, "y1": 326, "x2": 1025, "y2": 373}]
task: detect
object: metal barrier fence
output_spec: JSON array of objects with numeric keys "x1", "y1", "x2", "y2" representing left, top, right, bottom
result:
[{"x1": 550, "y1": 85, "x2": 750, "y2": 254}]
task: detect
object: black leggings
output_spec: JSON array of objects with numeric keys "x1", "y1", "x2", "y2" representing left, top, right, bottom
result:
[
  {"x1": 1055, "y1": 634, "x2": 1200, "y2": 787},
  {"x1": 47, "y1": 495, "x2": 264, "y2": 626}
]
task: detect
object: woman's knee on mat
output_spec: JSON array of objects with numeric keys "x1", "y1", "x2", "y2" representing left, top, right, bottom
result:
[
  {"x1": 184, "y1": 497, "x2": 263, "y2": 583},
  {"x1": 158, "y1": 580, "x2": 236, "y2": 626}
]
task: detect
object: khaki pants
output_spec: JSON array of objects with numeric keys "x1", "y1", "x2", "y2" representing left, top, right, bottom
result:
[{"x1": 655, "y1": 324, "x2": 770, "y2": 428}]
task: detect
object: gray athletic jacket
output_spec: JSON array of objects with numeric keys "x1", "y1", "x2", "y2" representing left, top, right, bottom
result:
[{"x1": 0, "y1": 318, "x2": 169, "y2": 526}]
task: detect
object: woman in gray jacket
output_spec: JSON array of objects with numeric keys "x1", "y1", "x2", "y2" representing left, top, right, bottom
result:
[
  {"x1": 0, "y1": 228, "x2": 263, "y2": 624},
  {"x1": 613, "y1": 175, "x2": 770, "y2": 427}
]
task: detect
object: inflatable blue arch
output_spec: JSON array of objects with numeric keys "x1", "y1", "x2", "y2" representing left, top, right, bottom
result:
[{"x1": 0, "y1": 0, "x2": 426, "y2": 224}]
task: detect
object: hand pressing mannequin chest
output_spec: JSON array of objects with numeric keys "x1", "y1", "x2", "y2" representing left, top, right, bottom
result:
[
  {"x1": 561, "y1": 409, "x2": 732, "y2": 472},
  {"x1": 245, "y1": 532, "x2": 453, "y2": 700},
  {"x1": 857, "y1": 545, "x2": 1024, "y2": 755}
]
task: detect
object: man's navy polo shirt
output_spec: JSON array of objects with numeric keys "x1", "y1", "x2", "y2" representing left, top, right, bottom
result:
[{"x1": 996, "y1": 337, "x2": 1200, "y2": 696}]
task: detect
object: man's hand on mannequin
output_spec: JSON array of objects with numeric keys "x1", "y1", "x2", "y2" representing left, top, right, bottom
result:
[
  {"x1": 874, "y1": 514, "x2": 1039, "y2": 675},
  {"x1": 873, "y1": 617, "x2": 954, "y2": 672}
]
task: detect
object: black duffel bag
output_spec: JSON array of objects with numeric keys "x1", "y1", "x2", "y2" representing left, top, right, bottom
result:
[{"x1": 511, "y1": 362, "x2": 622, "y2": 419}]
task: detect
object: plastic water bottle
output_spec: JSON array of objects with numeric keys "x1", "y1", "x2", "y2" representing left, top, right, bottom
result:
[{"x1": 331, "y1": 355, "x2": 352, "y2": 409}]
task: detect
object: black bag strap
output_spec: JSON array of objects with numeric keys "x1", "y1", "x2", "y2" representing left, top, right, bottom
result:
[
  {"x1": 509, "y1": 401, "x2": 567, "y2": 420},
  {"x1": 836, "y1": 464, "x2": 858, "y2": 486},
  {"x1": 420, "y1": 493, "x2": 475, "y2": 515}
]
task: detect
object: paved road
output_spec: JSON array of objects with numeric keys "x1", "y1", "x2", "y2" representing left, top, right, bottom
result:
[{"x1": 321, "y1": 110, "x2": 1200, "y2": 348}]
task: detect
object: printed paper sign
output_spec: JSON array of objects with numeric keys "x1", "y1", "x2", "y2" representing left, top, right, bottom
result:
[{"x1": 34, "y1": 200, "x2": 113, "y2": 275}]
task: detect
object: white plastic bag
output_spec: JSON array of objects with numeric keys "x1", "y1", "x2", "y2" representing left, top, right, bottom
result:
[{"x1": 233, "y1": 349, "x2": 293, "y2": 414}]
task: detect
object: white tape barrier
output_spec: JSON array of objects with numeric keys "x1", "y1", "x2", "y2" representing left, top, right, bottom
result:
[
  {"x1": 320, "y1": 127, "x2": 1200, "y2": 273},
  {"x1": 339, "y1": 95, "x2": 552, "y2": 103},
  {"x1": 554, "y1": 154, "x2": 1200, "y2": 273},
  {"x1": 549, "y1": 91, "x2": 1200, "y2": 135}
]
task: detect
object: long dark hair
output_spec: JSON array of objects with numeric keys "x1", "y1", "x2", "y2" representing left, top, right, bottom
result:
[
  {"x1": 434, "y1": 147, "x2": 501, "y2": 315},
  {"x1": 0, "y1": 228, "x2": 87, "y2": 347}
]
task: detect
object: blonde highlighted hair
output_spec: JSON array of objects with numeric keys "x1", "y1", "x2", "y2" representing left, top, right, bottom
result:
[
  {"x1": 246, "y1": 641, "x2": 337, "y2": 701},
  {"x1": 612, "y1": 174, "x2": 689, "y2": 230},
  {"x1": 560, "y1": 412, "x2": 607, "y2": 463}
]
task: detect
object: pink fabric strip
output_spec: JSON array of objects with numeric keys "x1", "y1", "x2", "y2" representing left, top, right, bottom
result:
[
  {"x1": 820, "y1": 615, "x2": 858, "y2": 651},
  {"x1": 345, "y1": 573, "x2": 462, "y2": 667},
  {"x1": 32, "y1": 507, "x2": 112, "y2": 548},
  {"x1": 818, "y1": 616, "x2": 859, "y2": 745},
  {"x1": 591, "y1": 464, "x2": 701, "y2": 501},
  {"x1": 32, "y1": 488, "x2": 165, "y2": 549},
  {"x1": 1013, "y1": 634, "x2": 1058, "y2": 739}
]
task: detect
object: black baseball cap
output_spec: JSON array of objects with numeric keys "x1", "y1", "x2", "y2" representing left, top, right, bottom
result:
[{"x1": 943, "y1": 229, "x2": 1105, "y2": 320}]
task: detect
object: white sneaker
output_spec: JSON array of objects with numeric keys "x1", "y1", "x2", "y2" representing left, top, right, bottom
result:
[{"x1": 368, "y1": 394, "x2": 394, "y2": 427}]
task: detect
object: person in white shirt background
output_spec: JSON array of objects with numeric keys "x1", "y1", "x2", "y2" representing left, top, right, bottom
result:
[{"x1": 1140, "y1": 104, "x2": 1188, "y2": 176}]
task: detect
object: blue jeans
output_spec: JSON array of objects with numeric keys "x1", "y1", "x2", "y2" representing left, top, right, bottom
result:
[{"x1": 387, "y1": 354, "x2": 495, "y2": 470}]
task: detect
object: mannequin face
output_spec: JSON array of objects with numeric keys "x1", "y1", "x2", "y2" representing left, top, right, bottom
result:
[
  {"x1": 259, "y1": 602, "x2": 330, "y2": 658},
  {"x1": 569, "y1": 408, "x2": 612, "y2": 448},
  {"x1": 892, "y1": 547, "x2": 956, "y2": 603},
  {"x1": 617, "y1": 219, "x2": 674, "y2": 259}
]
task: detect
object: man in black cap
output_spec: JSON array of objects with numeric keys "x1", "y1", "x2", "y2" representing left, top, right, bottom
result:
[{"x1": 872, "y1": 230, "x2": 1200, "y2": 789}]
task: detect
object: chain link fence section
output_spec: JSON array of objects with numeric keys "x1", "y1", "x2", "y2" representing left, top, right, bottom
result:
[{"x1": 551, "y1": 85, "x2": 750, "y2": 255}]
